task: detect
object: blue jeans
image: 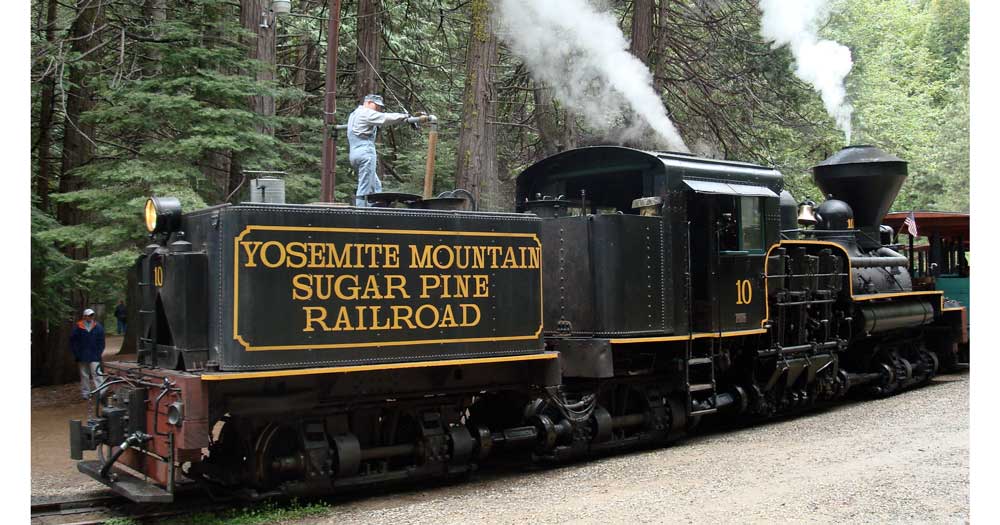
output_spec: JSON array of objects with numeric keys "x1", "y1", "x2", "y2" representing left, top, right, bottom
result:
[
  {"x1": 117, "y1": 319, "x2": 126, "y2": 335},
  {"x1": 349, "y1": 145, "x2": 380, "y2": 207}
]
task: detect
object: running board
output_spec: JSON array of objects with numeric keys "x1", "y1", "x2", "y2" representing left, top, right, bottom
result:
[{"x1": 77, "y1": 460, "x2": 174, "y2": 503}]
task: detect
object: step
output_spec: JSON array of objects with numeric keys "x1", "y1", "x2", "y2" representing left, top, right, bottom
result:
[
  {"x1": 77, "y1": 460, "x2": 174, "y2": 503},
  {"x1": 688, "y1": 383, "x2": 715, "y2": 393},
  {"x1": 688, "y1": 357, "x2": 713, "y2": 365}
]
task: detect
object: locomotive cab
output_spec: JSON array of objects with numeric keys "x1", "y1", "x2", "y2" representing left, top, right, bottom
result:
[{"x1": 516, "y1": 146, "x2": 782, "y2": 338}]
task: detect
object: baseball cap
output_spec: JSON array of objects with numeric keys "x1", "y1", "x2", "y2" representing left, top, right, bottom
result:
[
  {"x1": 364, "y1": 94, "x2": 385, "y2": 107},
  {"x1": 83, "y1": 308, "x2": 95, "y2": 316}
]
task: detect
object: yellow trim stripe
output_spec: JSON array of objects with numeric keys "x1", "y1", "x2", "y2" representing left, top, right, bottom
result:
[
  {"x1": 610, "y1": 328, "x2": 768, "y2": 344},
  {"x1": 941, "y1": 307, "x2": 966, "y2": 312},
  {"x1": 200, "y1": 352, "x2": 558, "y2": 381},
  {"x1": 232, "y1": 225, "x2": 545, "y2": 351}
]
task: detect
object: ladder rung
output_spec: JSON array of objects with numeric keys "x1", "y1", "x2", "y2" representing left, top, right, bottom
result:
[
  {"x1": 690, "y1": 408, "x2": 718, "y2": 416},
  {"x1": 689, "y1": 383, "x2": 714, "y2": 392},
  {"x1": 688, "y1": 357, "x2": 712, "y2": 365}
]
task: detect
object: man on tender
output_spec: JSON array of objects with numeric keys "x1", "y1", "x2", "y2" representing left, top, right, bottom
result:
[
  {"x1": 347, "y1": 94, "x2": 410, "y2": 207},
  {"x1": 70, "y1": 308, "x2": 105, "y2": 400}
]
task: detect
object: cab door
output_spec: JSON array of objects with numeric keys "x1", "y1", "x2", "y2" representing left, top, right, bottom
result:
[
  {"x1": 716, "y1": 195, "x2": 767, "y2": 332},
  {"x1": 689, "y1": 192, "x2": 768, "y2": 333}
]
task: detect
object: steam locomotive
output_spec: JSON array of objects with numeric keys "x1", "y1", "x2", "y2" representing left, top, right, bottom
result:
[{"x1": 69, "y1": 145, "x2": 968, "y2": 503}]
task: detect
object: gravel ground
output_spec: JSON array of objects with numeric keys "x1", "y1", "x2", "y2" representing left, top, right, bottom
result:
[{"x1": 292, "y1": 373, "x2": 969, "y2": 525}]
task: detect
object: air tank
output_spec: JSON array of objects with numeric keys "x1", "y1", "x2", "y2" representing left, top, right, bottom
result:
[{"x1": 811, "y1": 146, "x2": 907, "y2": 230}]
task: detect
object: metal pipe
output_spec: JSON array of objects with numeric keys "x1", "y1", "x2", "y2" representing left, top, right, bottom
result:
[
  {"x1": 851, "y1": 247, "x2": 908, "y2": 268},
  {"x1": 360, "y1": 443, "x2": 417, "y2": 461},
  {"x1": 320, "y1": 0, "x2": 342, "y2": 203},
  {"x1": 611, "y1": 413, "x2": 646, "y2": 429},
  {"x1": 423, "y1": 123, "x2": 438, "y2": 199}
]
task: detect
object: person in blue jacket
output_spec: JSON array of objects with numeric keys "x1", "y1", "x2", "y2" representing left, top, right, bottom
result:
[
  {"x1": 347, "y1": 94, "x2": 410, "y2": 207},
  {"x1": 70, "y1": 308, "x2": 105, "y2": 400}
]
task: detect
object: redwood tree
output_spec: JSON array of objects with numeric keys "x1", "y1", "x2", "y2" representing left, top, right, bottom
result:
[{"x1": 455, "y1": 0, "x2": 499, "y2": 210}]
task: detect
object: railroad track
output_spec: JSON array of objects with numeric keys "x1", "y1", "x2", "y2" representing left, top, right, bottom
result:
[
  {"x1": 30, "y1": 493, "x2": 217, "y2": 524},
  {"x1": 31, "y1": 495, "x2": 124, "y2": 519}
]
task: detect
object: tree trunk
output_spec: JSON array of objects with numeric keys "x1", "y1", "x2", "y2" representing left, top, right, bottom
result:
[
  {"x1": 57, "y1": 0, "x2": 103, "y2": 229},
  {"x1": 456, "y1": 0, "x2": 499, "y2": 210},
  {"x1": 653, "y1": 0, "x2": 670, "y2": 94},
  {"x1": 630, "y1": 0, "x2": 654, "y2": 66},
  {"x1": 142, "y1": 0, "x2": 167, "y2": 77},
  {"x1": 34, "y1": 0, "x2": 102, "y2": 387},
  {"x1": 240, "y1": 0, "x2": 277, "y2": 136},
  {"x1": 288, "y1": 0, "x2": 318, "y2": 143},
  {"x1": 533, "y1": 84, "x2": 560, "y2": 158},
  {"x1": 34, "y1": 0, "x2": 58, "y2": 213},
  {"x1": 200, "y1": 1, "x2": 234, "y2": 201},
  {"x1": 355, "y1": 0, "x2": 381, "y2": 103}
]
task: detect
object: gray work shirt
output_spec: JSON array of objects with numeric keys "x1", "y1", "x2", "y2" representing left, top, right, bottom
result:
[{"x1": 347, "y1": 106, "x2": 409, "y2": 148}]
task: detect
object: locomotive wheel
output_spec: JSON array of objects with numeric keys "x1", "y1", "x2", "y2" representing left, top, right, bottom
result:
[{"x1": 252, "y1": 423, "x2": 302, "y2": 488}]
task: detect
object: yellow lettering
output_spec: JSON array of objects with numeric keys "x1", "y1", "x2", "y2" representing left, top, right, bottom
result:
[
  {"x1": 391, "y1": 305, "x2": 415, "y2": 329},
  {"x1": 487, "y1": 246, "x2": 503, "y2": 268},
  {"x1": 474, "y1": 275, "x2": 489, "y2": 298},
  {"x1": 439, "y1": 304, "x2": 458, "y2": 328},
  {"x1": 383, "y1": 245, "x2": 399, "y2": 268},
  {"x1": 385, "y1": 275, "x2": 409, "y2": 299},
  {"x1": 410, "y1": 245, "x2": 432, "y2": 268},
  {"x1": 259, "y1": 241, "x2": 286, "y2": 268},
  {"x1": 240, "y1": 241, "x2": 263, "y2": 267},
  {"x1": 502, "y1": 247, "x2": 518, "y2": 268},
  {"x1": 335, "y1": 275, "x2": 359, "y2": 300},
  {"x1": 420, "y1": 275, "x2": 441, "y2": 298},
  {"x1": 454, "y1": 246, "x2": 470, "y2": 269},
  {"x1": 433, "y1": 245, "x2": 454, "y2": 269},
  {"x1": 332, "y1": 307, "x2": 354, "y2": 331},
  {"x1": 360, "y1": 275, "x2": 383, "y2": 300},
  {"x1": 286, "y1": 242, "x2": 307, "y2": 269},
  {"x1": 369, "y1": 306, "x2": 390, "y2": 330},
  {"x1": 309, "y1": 243, "x2": 326, "y2": 267},
  {"x1": 315, "y1": 274, "x2": 334, "y2": 300},
  {"x1": 415, "y1": 304, "x2": 440, "y2": 329},
  {"x1": 292, "y1": 274, "x2": 313, "y2": 300},
  {"x1": 329, "y1": 244, "x2": 353, "y2": 268},
  {"x1": 453, "y1": 275, "x2": 469, "y2": 298},
  {"x1": 472, "y1": 246, "x2": 486, "y2": 268},
  {"x1": 460, "y1": 304, "x2": 481, "y2": 327},
  {"x1": 302, "y1": 306, "x2": 331, "y2": 332},
  {"x1": 354, "y1": 305, "x2": 367, "y2": 330}
]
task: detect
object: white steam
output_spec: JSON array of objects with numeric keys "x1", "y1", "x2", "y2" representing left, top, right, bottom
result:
[
  {"x1": 495, "y1": 0, "x2": 689, "y2": 152},
  {"x1": 759, "y1": 0, "x2": 854, "y2": 143}
]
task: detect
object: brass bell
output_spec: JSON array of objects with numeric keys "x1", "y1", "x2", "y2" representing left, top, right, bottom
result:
[{"x1": 797, "y1": 200, "x2": 818, "y2": 225}]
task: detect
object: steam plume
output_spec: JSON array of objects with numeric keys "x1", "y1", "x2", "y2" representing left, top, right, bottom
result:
[
  {"x1": 496, "y1": 0, "x2": 689, "y2": 153},
  {"x1": 759, "y1": 0, "x2": 854, "y2": 143}
]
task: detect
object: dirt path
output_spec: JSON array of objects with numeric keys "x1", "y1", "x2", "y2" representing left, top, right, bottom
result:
[{"x1": 31, "y1": 335, "x2": 128, "y2": 502}]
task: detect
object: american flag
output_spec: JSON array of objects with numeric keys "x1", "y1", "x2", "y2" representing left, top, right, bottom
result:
[{"x1": 903, "y1": 211, "x2": 918, "y2": 237}]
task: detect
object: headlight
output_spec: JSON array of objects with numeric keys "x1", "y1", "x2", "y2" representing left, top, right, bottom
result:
[
  {"x1": 144, "y1": 196, "x2": 182, "y2": 234},
  {"x1": 167, "y1": 401, "x2": 184, "y2": 426}
]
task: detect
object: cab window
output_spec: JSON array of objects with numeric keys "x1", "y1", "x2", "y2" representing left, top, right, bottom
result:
[{"x1": 739, "y1": 196, "x2": 764, "y2": 252}]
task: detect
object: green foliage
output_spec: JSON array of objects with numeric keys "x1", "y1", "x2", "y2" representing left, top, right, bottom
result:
[
  {"x1": 159, "y1": 498, "x2": 330, "y2": 525},
  {"x1": 104, "y1": 518, "x2": 140, "y2": 525},
  {"x1": 31, "y1": 205, "x2": 76, "y2": 323},
  {"x1": 824, "y1": 0, "x2": 969, "y2": 211}
]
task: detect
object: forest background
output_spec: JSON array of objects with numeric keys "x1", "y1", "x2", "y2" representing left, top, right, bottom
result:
[{"x1": 28, "y1": 0, "x2": 969, "y2": 385}]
